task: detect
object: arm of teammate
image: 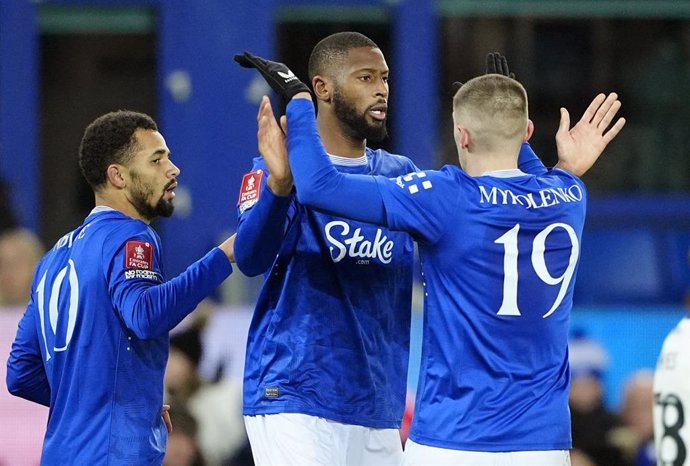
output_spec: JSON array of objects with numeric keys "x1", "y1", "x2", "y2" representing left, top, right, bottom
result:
[
  {"x1": 109, "y1": 238, "x2": 233, "y2": 340},
  {"x1": 273, "y1": 96, "x2": 452, "y2": 243},
  {"x1": 235, "y1": 159, "x2": 293, "y2": 276},
  {"x1": 257, "y1": 95, "x2": 387, "y2": 224},
  {"x1": 554, "y1": 92, "x2": 626, "y2": 176},
  {"x1": 6, "y1": 301, "x2": 51, "y2": 406}
]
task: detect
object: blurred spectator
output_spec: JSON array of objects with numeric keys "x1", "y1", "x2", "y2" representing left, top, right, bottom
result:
[
  {"x1": 165, "y1": 325, "x2": 249, "y2": 466},
  {"x1": 0, "y1": 310, "x2": 47, "y2": 466},
  {"x1": 164, "y1": 407, "x2": 205, "y2": 466},
  {"x1": 570, "y1": 448, "x2": 597, "y2": 466},
  {"x1": 0, "y1": 228, "x2": 44, "y2": 307},
  {"x1": 0, "y1": 178, "x2": 18, "y2": 234},
  {"x1": 196, "y1": 304, "x2": 253, "y2": 384},
  {"x1": 619, "y1": 370, "x2": 656, "y2": 466},
  {"x1": 569, "y1": 330, "x2": 628, "y2": 466}
]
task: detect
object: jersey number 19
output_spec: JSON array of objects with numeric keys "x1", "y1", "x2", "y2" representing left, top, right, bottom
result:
[{"x1": 495, "y1": 223, "x2": 579, "y2": 318}]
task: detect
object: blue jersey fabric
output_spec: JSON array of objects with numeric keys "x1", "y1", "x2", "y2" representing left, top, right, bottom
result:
[
  {"x1": 237, "y1": 151, "x2": 417, "y2": 429},
  {"x1": 286, "y1": 98, "x2": 586, "y2": 451},
  {"x1": 6, "y1": 209, "x2": 232, "y2": 465}
]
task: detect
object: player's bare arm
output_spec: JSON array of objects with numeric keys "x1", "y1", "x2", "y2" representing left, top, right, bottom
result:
[
  {"x1": 256, "y1": 96, "x2": 293, "y2": 196},
  {"x1": 218, "y1": 233, "x2": 236, "y2": 263},
  {"x1": 554, "y1": 92, "x2": 626, "y2": 177}
]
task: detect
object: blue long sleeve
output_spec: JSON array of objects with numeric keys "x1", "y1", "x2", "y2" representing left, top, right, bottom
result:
[
  {"x1": 114, "y1": 247, "x2": 232, "y2": 339},
  {"x1": 235, "y1": 182, "x2": 293, "y2": 276},
  {"x1": 6, "y1": 305, "x2": 51, "y2": 406},
  {"x1": 518, "y1": 142, "x2": 548, "y2": 175},
  {"x1": 286, "y1": 99, "x2": 387, "y2": 224}
]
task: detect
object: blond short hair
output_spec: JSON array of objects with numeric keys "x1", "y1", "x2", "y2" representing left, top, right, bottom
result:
[{"x1": 453, "y1": 74, "x2": 528, "y2": 153}]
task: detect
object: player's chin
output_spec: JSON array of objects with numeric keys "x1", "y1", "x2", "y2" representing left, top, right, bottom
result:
[
  {"x1": 156, "y1": 199, "x2": 175, "y2": 218},
  {"x1": 366, "y1": 124, "x2": 388, "y2": 142}
]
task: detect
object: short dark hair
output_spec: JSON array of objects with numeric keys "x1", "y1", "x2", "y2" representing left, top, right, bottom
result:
[
  {"x1": 78, "y1": 110, "x2": 158, "y2": 190},
  {"x1": 308, "y1": 31, "x2": 379, "y2": 81}
]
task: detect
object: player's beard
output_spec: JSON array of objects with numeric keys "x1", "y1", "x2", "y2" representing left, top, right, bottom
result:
[
  {"x1": 129, "y1": 172, "x2": 175, "y2": 221},
  {"x1": 332, "y1": 88, "x2": 387, "y2": 143}
]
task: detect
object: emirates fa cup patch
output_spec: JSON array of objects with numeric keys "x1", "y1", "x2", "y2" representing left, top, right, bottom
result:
[
  {"x1": 125, "y1": 241, "x2": 153, "y2": 270},
  {"x1": 238, "y1": 169, "x2": 264, "y2": 213}
]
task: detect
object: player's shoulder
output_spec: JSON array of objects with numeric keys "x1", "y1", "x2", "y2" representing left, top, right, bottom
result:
[
  {"x1": 389, "y1": 165, "x2": 460, "y2": 195},
  {"x1": 543, "y1": 167, "x2": 586, "y2": 185},
  {"x1": 86, "y1": 211, "x2": 158, "y2": 252},
  {"x1": 534, "y1": 168, "x2": 588, "y2": 196},
  {"x1": 367, "y1": 148, "x2": 418, "y2": 174}
]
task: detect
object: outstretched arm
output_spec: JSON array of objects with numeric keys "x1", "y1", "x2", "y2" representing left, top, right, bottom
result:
[
  {"x1": 255, "y1": 94, "x2": 387, "y2": 224},
  {"x1": 554, "y1": 92, "x2": 626, "y2": 176}
]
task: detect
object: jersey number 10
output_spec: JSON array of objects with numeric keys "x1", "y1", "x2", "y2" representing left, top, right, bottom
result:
[{"x1": 35, "y1": 260, "x2": 79, "y2": 361}]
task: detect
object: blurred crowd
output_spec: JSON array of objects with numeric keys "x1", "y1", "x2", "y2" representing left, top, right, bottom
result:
[
  {"x1": 163, "y1": 301, "x2": 254, "y2": 466},
  {"x1": 569, "y1": 332, "x2": 656, "y2": 466}
]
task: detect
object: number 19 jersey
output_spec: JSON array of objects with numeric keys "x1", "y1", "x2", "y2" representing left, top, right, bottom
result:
[{"x1": 376, "y1": 165, "x2": 587, "y2": 451}]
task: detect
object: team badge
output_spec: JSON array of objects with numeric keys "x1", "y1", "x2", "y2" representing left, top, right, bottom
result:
[
  {"x1": 238, "y1": 169, "x2": 264, "y2": 213},
  {"x1": 125, "y1": 240, "x2": 153, "y2": 270}
]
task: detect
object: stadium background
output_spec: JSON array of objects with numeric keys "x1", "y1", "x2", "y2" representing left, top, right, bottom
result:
[{"x1": 1, "y1": 0, "x2": 690, "y2": 463}]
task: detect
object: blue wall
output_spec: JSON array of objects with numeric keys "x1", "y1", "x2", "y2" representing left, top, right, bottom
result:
[
  {"x1": 0, "y1": 0, "x2": 40, "y2": 229},
  {"x1": 0, "y1": 0, "x2": 439, "y2": 276}
]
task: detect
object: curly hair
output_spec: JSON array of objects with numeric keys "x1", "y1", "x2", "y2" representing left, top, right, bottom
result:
[
  {"x1": 78, "y1": 110, "x2": 158, "y2": 190},
  {"x1": 308, "y1": 31, "x2": 379, "y2": 81}
]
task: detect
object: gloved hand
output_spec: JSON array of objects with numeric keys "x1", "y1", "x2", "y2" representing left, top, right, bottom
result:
[
  {"x1": 234, "y1": 51, "x2": 311, "y2": 101},
  {"x1": 452, "y1": 52, "x2": 515, "y2": 92},
  {"x1": 485, "y1": 52, "x2": 515, "y2": 79}
]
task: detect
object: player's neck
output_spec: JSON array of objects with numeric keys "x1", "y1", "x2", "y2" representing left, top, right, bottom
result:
[
  {"x1": 462, "y1": 152, "x2": 517, "y2": 177},
  {"x1": 317, "y1": 113, "x2": 366, "y2": 158},
  {"x1": 94, "y1": 190, "x2": 151, "y2": 224}
]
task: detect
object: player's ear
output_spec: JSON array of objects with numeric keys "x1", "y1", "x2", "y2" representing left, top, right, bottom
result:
[
  {"x1": 458, "y1": 126, "x2": 471, "y2": 150},
  {"x1": 106, "y1": 164, "x2": 127, "y2": 189},
  {"x1": 524, "y1": 119, "x2": 534, "y2": 142},
  {"x1": 312, "y1": 75, "x2": 331, "y2": 103}
]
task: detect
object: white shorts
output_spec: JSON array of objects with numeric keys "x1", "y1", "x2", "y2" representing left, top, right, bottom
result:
[
  {"x1": 403, "y1": 439, "x2": 570, "y2": 466},
  {"x1": 244, "y1": 413, "x2": 403, "y2": 466}
]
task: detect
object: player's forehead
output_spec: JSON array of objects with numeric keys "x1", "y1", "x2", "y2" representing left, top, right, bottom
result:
[
  {"x1": 132, "y1": 128, "x2": 169, "y2": 157},
  {"x1": 342, "y1": 47, "x2": 388, "y2": 75}
]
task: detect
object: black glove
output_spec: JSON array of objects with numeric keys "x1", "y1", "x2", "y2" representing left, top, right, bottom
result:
[
  {"x1": 485, "y1": 52, "x2": 515, "y2": 79},
  {"x1": 452, "y1": 52, "x2": 515, "y2": 92},
  {"x1": 234, "y1": 51, "x2": 310, "y2": 101}
]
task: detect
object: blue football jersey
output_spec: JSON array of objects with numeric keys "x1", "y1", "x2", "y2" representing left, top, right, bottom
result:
[
  {"x1": 7, "y1": 208, "x2": 232, "y2": 465},
  {"x1": 284, "y1": 97, "x2": 587, "y2": 451},
  {"x1": 375, "y1": 166, "x2": 585, "y2": 450},
  {"x1": 238, "y1": 151, "x2": 417, "y2": 428}
]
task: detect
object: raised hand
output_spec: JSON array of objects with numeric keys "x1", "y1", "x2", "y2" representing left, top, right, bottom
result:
[
  {"x1": 554, "y1": 92, "x2": 626, "y2": 177},
  {"x1": 234, "y1": 51, "x2": 310, "y2": 102},
  {"x1": 485, "y1": 52, "x2": 515, "y2": 79},
  {"x1": 256, "y1": 96, "x2": 293, "y2": 195},
  {"x1": 452, "y1": 52, "x2": 515, "y2": 92}
]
